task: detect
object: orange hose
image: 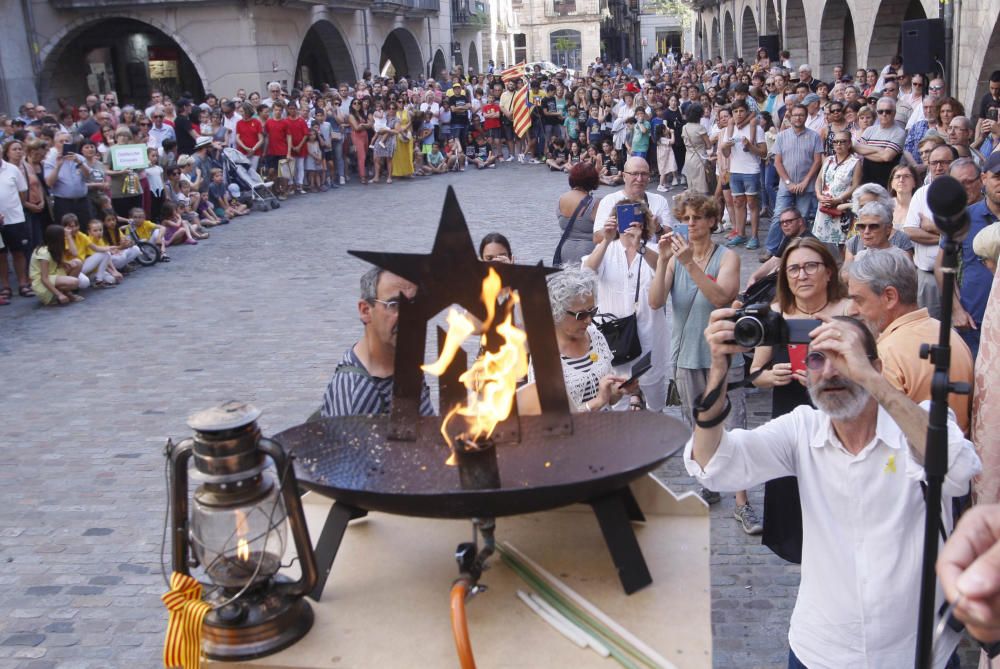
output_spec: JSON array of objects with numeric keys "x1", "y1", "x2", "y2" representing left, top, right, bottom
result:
[{"x1": 450, "y1": 580, "x2": 476, "y2": 669}]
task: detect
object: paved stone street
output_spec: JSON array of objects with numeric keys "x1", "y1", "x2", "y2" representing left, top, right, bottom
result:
[{"x1": 1, "y1": 164, "x2": 793, "y2": 669}]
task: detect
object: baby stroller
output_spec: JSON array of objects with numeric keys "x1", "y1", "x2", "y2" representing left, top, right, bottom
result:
[{"x1": 222, "y1": 148, "x2": 279, "y2": 211}]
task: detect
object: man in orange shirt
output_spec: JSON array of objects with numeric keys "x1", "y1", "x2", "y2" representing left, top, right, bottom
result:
[{"x1": 845, "y1": 247, "x2": 973, "y2": 433}]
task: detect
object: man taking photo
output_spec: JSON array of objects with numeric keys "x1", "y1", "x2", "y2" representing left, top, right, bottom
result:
[{"x1": 686, "y1": 310, "x2": 980, "y2": 668}]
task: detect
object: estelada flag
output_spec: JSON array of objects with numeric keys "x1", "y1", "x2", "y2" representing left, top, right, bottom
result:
[
  {"x1": 501, "y1": 62, "x2": 527, "y2": 84},
  {"x1": 512, "y1": 84, "x2": 531, "y2": 138}
]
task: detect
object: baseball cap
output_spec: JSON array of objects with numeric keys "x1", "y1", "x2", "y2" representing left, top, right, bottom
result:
[{"x1": 984, "y1": 151, "x2": 1000, "y2": 174}]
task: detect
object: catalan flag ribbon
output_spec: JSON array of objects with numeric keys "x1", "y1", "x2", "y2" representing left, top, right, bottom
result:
[
  {"x1": 162, "y1": 572, "x2": 213, "y2": 669},
  {"x1": 512, "y1": 84, "x2": 532, "y2": 138},
  {"x1": 500, "y1": 61, "x2": 527, "y2": 84}
]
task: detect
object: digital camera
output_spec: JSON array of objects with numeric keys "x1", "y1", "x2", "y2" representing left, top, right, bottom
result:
[{"x1": 729, "y1": 303, "x2": 820, "y2": 348}]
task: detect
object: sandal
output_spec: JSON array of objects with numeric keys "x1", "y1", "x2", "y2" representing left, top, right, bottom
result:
[
  {"x1": 0, "y1": 287, "x2": 11, "y2": 299},
  {"x1": 0, "y1": 294, "x2": 9, "y2": 306},
  {"x1": 161, "y1": 254, "x2": 171, "y2": 262},
  {"x1": 19, "y1": 285, "x2": 35, "y2": 298},
  {"x1": 68, "y1": 293, "x2": 85, "y2": 302}
]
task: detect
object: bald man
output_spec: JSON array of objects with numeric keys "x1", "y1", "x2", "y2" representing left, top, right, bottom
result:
[{"x1": 592, "y1": 157, "x2": 677, "y2": 244}]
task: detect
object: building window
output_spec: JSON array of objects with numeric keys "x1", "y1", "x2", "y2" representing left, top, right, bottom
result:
[
  {"x1": 656, "y1": 31, "x2": 682, "y2": 56},
  {"x1": 514, "y1": 33, "x2": 527, "y2": 63},
  {"x1": 549, "y1": 29, "x2": 582, "y2": 69}
]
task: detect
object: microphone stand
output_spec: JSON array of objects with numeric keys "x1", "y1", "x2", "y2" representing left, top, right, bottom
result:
[{"x1": 914, "y1": 232, "x2": 972, "y2": 669}]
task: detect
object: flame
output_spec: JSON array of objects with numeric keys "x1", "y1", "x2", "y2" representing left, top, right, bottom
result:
[
  {"x1": 237, "y1": 538, "x2": 250, "y2": 562},
  {"x1": 235, "y1": 510, "x2": 250, "y2": 561},
  {"x1": 421, "y1": 268, "x2": 528, "y2": 457}
]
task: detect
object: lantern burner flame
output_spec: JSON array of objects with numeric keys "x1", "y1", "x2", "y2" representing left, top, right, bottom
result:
[
  {"x1": 421, "y1": 268, "x2": 528, "y2": 462},
  {"x1": 237, "y1": 538, "x2": 250, "y2": 562}
]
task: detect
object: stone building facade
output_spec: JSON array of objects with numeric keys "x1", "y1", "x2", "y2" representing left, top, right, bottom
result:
[
  {"x1": 690, "y1": 0, "x2": 1000, "y2": 117},
  {"x1": 509, "y1": 0, "x2": 604, "y2": 70}
]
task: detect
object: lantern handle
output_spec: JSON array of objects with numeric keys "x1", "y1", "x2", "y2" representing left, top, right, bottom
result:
[
  {"x1": 258, "y1": 437, "x2": 319, "y2": 599},
  {"x1": 166, "y1": 438, "x2": 196, "y2": 578}
]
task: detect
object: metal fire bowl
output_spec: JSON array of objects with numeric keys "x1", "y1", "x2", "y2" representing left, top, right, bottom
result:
[{"x1": 276, "y1": 413, "x2": 690, "y2": 519}]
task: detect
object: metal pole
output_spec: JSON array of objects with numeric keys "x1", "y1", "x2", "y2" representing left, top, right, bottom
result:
[{"x1": 941, "y1": 0, "x2": 953, "y2": 88}]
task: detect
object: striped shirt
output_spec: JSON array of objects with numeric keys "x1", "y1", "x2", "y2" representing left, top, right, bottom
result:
[
  {"x1": 321, "y1": 347, "x2": 435, "y2": 418},
  {"x1": 773, "y1": 126, "x2": 823, "y2": 187}
]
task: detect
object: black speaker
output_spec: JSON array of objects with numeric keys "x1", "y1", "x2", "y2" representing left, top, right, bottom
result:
[
  {"x1": 758, "y1": 35, "x2": 780, "y2": 62},
  {"x1": 902, "y1": 19, "x2": 945, "y2": 76}
]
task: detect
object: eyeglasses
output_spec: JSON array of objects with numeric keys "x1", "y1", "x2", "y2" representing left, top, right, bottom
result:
[
  {"x1": 779, "y1": 215, "x2": 802, "y2": 224},
  {"x1": 928, "y1": 159, "x2": 954, "y2": 168},
  {"x1": 831, "y1": 139, "x2": 851, "y2": 145},
  {"x1": 152, "y1": 115, "x2": 164, "y2": 119},
  {"x1": 876, "y1": 109, "x2": 895, "y2": 115},
  {"x1": 139, "y1": 122, "x2": 150, "y2": 127},
  {"x1": 855, "y1": 223, "x2": 885, "y2": 231},
  {"x1": 805, "y1": 351, "x2": 828, "y2": 371},
  {"x1": 785, "y1": 261, "x2": 823, "y2": 277},
  {"x1": 624, "y1": 171, "x2": 650, "y2": 178},
  {"x1": 912, "y1": 81, "x2": 924, "y2": 87},
  {"x1": 565, "y1": 306, "x2": 599, "y2": 321},
  {"x1": 371, "y1": 298, "x2": 402, "y2": 313},
  {"x1": 828, "y1": 108, "x2": 843, "y2": 113}
]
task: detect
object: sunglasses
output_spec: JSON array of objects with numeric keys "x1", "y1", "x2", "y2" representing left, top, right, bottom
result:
[
  {"x1": 855, "y1": 223, "x2": 885, "y2": 231},
  {"x1": 876, "y1": 109, "x2": 895, "y2": 115},
  {"x1": 565, "y1": 306, "x2": 599, "y2": 321}
]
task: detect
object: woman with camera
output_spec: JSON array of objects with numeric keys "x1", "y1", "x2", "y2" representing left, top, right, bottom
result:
[
  {"x1": 647, "y1": 193, "x2": 756, "y2": 525},
  {"x1": 749, "y1": 237, "x2": 849, "y2": 560},
  {"x1": 583, "y1": 198, "x2": 664, "y2": 410}
]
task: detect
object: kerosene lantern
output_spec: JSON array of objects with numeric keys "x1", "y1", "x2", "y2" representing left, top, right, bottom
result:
[{"x1": 166, "y1": 401, "x2": 318, "y2": 660}]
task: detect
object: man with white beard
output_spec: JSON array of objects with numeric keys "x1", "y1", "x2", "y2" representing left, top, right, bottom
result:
[{"x1": 684, "y1": 311, "x2": 980, "y2": 669}]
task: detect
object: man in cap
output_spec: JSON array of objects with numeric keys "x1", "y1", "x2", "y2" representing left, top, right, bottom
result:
[{"x1": 448, "y1": 82, "x2": 471, "y2": 148}]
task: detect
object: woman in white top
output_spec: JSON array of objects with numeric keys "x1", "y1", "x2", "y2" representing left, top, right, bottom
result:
[
  {"x1": 583, "y1": 199, "x2": 667, "y2": 410},
  {"x1": 419, "y1": 91, "x2": 440, "y2": 134},
  {"x1": 519, "y1": 265, "x2": 634, "y2": 414}
]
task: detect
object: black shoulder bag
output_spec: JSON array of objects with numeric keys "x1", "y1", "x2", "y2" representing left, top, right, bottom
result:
[{"x1": 595, "y1": 253, "x2": 643, "y2": 366}]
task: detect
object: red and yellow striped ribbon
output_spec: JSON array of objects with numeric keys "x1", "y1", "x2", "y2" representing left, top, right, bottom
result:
[{"x1": 161, "y1": 571, "x2": 213, "y2": 669}]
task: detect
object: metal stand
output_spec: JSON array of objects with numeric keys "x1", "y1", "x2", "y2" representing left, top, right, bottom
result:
[
  {"x1": 587, "y1": 487, "x2": 651, "y2": 595},
  {"x1": 306, "y1": 486, "x2": 652, "y2": 600},
  {"x1": 914, "y1": 235, "x2": 971, "y2": 669},
  {"x1": 309, "y1": 501, "x2": 367, "y2": 602}
]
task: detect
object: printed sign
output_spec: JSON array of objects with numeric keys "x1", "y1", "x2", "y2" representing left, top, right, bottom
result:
[{"x1": 110, "y1": 144, "x2": 149, "y2": 171}]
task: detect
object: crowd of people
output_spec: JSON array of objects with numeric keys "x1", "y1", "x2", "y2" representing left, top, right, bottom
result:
[{"x1": 5, "y1": 46, "x2": 1000, "y2": 669}]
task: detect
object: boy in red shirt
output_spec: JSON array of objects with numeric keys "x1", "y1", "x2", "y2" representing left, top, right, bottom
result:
[
  {"x1": 285, "y1": 104, "x2": 310, "y2": 195},
  {"x1": 481, "y1": 93, "x2": 503, "y2": 163},
  {"x1": 263, "y1": 102, "x2": 289, "y2": 199},
  {"x1": 235, "y1": 102, "x2": 264, "y2": 174}
]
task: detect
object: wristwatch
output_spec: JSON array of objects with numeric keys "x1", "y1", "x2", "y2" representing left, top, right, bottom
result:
[{"x1": 784, "y1": 179, "x2": 791, "y2": 185}]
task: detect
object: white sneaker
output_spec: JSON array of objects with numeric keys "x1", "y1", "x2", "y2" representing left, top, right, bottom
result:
[
  {"x1": 517, "y1": 154, "x2": 525, "y2": 163},
  {"x1": 672, "y1": 178, "x2": 678, "y2": 186},
  {"x1": 656, "y1": 184, "x2": 669, "y2": 192},
  {"x1": 339, "y1": 176, "x2": 346, "y2": 185},
  {"x1": 504, "y1": 155, "x2": 514, "y2": 162}
]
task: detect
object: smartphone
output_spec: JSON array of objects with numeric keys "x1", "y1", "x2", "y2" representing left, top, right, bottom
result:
[
  {"x1": 787, "y1": 344, "x2": 808, "y2": 374},
  {"x1": 990, "y1": 107, "x2": 1000, "y2": 122},
  {"x1": 616, "y1": 202, "x2": 643, "y2": 233},
  {"x1": 619, "y1": 351, "x2": 653, "y2": 388},
  {"x1": 672, "y1": 223, "x2": 689, "y2": 240},
  {"x1": 62, "y1": 143, "x2": 76, "y2": 156}
]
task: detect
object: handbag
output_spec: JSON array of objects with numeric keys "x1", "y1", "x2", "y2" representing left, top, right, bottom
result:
[
  {"x1": 552, "y1": 194, "x2": 593, "y2": 266},
  {"x1": 277, "y1": 159, "x2": 293, "y2": 181},
  {"x1": 818, "y1": 204, "x2": 841, "y2": 217},
  {"x1": 595, "y1": 257, "x2": 643, "y2": 366}
]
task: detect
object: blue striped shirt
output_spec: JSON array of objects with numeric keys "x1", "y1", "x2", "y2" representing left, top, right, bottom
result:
[{"x1": 321, "y1": 347, "x2": 435, "y2": 418}]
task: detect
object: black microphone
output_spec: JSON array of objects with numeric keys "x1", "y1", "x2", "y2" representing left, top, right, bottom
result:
[{"x1": 927, "y1": 175, "x2": 970, "y2": 236}]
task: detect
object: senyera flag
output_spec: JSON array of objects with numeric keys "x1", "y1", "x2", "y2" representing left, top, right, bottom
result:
[
  {"x1": 501, "y1": 62, "x2": 527, "y2": 84},
  {"x1": 512, "y1": 84, "x2": 531, "y2": 138}
]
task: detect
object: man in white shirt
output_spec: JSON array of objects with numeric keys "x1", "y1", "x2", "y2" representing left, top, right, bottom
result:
[
  {"x1": 0, "y1": 156, "x2": 30, "y2": 299},
  {"x1": 687, "y1": 310, "x2": 980, "y2": 669},
  {"x1": 591, "y1": 157, "x2": 676, "y2": 243},
  {"x1": 903, "y1": 143, "x2": 957, "y2": 318}
]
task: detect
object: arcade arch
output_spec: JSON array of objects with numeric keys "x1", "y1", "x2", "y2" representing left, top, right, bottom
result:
[
  {"x1": 741, "y1": 6, "x2": 758, "y2": 62},
  {"x1": 380, "y1": 28, "x2": 423, "y2": 79},
  {"x1": 296, "y1": 20, "x2": 357, "y2": 87}
]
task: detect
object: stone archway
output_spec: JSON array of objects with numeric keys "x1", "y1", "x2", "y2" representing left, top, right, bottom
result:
[
  {"x1": 741, "y1": 5, "x2": 759, "y2": 62},
  {"x1": 723, "y1": 11, "x2": 736, "y2": 62},
  {"x1": 468, "y1": 42, "x2": 480, "y2": 74},
  {"x1": 380, "y1": 27, "x2": 423, "y2": 79},
  {"x1": 868, "y1": 0, "x2": 926, "y2": 72},
  {"x1": 784, "y1": 0, "x2": 807, "y2": 69},
  {"x1": 712, "y1": 16, "x2": 721, "y2": 60},
  {"x1": 38, "y1": 15, "x2": 206, "y2": 107},
  {"x1": 296, "y1": 20, "x2": 357, "y2": 88},
  {"x1": 432, "y1": 49, "x2": 448, "y2": 80},
  {"x1": 819, "y1": 0, "x2": 856, "y2": 80}
]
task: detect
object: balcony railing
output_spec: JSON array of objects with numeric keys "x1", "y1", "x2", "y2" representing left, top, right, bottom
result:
[
  {"x1": 452, "y1": 0, "x2": 487, "y2": 25},
  {"x1": 371, "y1": 0, "x2": 440, "y2": 17}
]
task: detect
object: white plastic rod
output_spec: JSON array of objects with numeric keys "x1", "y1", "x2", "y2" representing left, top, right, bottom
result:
[
  {"x1": 529, "y1": 591, "x2": 612, "y2": 658},
  {"x1": 516, "y1": 590, "x2": 588, "y2": 648},
  {"x1": 503, "y1": 541, "x2": 678, "y2": 669}
]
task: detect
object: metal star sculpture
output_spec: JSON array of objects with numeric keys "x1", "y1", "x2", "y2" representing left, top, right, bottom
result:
[{"x1": 348, "y1": 186, "x2": 571, "y2": 440}]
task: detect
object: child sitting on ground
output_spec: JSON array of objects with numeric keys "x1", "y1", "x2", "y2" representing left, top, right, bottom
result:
[
  {"x1": 84, "y1": 219, "x2": 125, "y2": 285},
  {"x1": 421, "y1": 142, "x2": 447, "y2": 175},
  {"x1": 101, "y1": 211, "x2": 141, "y2": 272},
  {"x1": 207, "y1": 168, "x2": 248, "y2": 220},
  {"x1": 123, "y1": 207, "x2": 168, "y2": 261},
  {"x1": 175, "y1": 180, "x2": 212, "y2": 236},
  {"x1": 62, "y1": 214, "x2": 115, "y2": 288},
  {"x1": 446, "y1": 136, "x2": 466, "y2": 172},
  {"x1": 159, "y1": 201, "x2": 196, "y2": 250},
  {"x1": 30, "y1": 223, "x2": 87, "y2": 305}
]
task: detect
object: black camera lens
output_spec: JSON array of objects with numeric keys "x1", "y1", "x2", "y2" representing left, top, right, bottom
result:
[{"x1": 733, "y1": 316, "x2": 766, "y2": 348}]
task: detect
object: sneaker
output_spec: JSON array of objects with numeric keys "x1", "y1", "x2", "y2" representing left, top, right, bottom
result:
[
  {"x1": 724, "y1": 230, "x2": 739, "y2": 239},
  {"x1": 529, "y1": 158, "x2": 541, "y2": 164},
  {"x1": 746, "y1": 238, "x2": 760, "y2": 250},
  {"x1": 339, "y1": 176, "x2": 346, "y2": 185},
  {"x1": 488, "y1": 163, "x2": 497, "y2": 168},
  {"x1": 726, "y1": 235, "x2": 748, "y2": 247},
  {"x1": 504, "y1": 155, "x2": 514, "y2": 162},
  {"x1": 700, "y1": 488, "x2": 721, "y2": 505},
  {"x1": 672, "y1": 177, "x2": 679, "y2": 186},
  {"x1": 656, "y1": 184, "x2": 669, "y2": 192},
  {"x1": 734, "y1": 503, "x2": 764, "y2": 535},
  {"x1": 517, "y1": 153, "x2": 525, "y2": 163}
]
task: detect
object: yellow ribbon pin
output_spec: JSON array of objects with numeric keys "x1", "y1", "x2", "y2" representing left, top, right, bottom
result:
[{"x1": 884, "y1": 455, "x2": 897, "y2": 474}]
